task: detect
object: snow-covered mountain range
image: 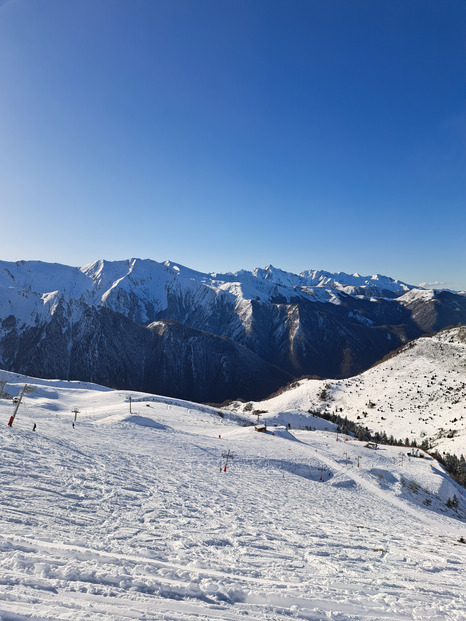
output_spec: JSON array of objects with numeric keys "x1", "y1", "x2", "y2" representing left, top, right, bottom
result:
[
  {"x1": 0, "y1": 258, "x2": 415, "y2": 312},
  {"x1": 1, "y1": 369, "x2": 465, "y2": 619},
  {"x1": 1, "y1": 258, "x2": 465, "y2": 402}
]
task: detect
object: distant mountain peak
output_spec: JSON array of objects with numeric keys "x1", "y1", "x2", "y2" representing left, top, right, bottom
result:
[{"x1": 0, "y1": 257, "x2": 464, "y2": 404}]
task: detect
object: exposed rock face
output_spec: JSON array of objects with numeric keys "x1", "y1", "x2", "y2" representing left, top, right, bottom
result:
[{"x1": 0, "y1": 258, "x2": 465, "y2": 402}]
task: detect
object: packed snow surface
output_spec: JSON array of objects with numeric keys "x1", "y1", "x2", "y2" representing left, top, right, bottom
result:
[{"x1": 1, "y1": 370, "x2": 465, "y2": 620}]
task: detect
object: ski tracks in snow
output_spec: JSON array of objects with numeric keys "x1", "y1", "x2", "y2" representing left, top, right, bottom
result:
[{"x1": 1, "y1": 407, "x2": 466, "y2": 619}]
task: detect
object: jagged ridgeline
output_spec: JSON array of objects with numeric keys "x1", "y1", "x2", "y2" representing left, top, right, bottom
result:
[{"x1": 0, "y1": 258, "x2": 465, "y2": 402}]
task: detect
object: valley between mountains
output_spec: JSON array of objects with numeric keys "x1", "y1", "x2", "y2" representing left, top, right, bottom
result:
[{"x1": 1, "y1": 258, "x2": 466, "y2": 404}]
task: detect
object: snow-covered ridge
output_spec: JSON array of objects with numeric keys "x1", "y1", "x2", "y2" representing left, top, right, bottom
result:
[
  {"x1": 215, "y1": 263, "x2": 414, "y2": 298},
  {"x1": 0, "y1": 258, "x2": 417, "y2": 312},
  {"x1": 228, "y1": 326, "x2": 466, "y2": 456},
  {"x1": 397, "y1": 288, "x2": 437, "y2": 305},
  {"x1": 0, "y1": 257, "x2": 417, "y2": 333}
]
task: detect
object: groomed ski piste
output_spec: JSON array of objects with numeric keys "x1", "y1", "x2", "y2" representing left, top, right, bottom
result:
[{"x1": 1, "y1": 370, "x2": 465, "y2": 620}]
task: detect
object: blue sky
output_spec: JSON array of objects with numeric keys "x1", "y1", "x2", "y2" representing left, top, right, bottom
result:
[{"x1": 0, "y1": 0, "x2": 465, "y2": 289}]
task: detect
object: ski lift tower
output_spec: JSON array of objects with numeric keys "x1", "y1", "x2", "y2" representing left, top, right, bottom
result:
[{"x1": 7, "y1": 384, "x2": 28, "y2": 427}]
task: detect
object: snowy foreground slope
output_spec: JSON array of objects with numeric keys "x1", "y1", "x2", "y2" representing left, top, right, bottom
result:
[
  {"x1": 229, "y1": 327, "x2": 466, "y2": 457},
  {"x1": 1, "y1": 371, "x2": 466, "y2": 620}
]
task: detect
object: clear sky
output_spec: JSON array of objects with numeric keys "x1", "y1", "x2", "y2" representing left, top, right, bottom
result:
[{"x1": 0, "y1": 0, "x2": 465, "y2": 289}]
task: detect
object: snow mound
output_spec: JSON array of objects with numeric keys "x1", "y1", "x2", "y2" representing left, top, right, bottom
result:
[{"x1": 122, "y1": 415, "x2": 169, "y2": 430}]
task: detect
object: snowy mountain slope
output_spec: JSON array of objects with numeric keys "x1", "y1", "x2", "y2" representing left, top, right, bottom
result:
[
  {"x1": 2, "y1": 258, "x2": 463, "y2": 319},
  {"x1": 0, "y1": 258, "x2": 429, "y2": 332},
  {"x1": 228, "y1": 326, "x2": 466, "y2": 457},
  {"x1": 245, "y1": 264, "x2": 414, "y2": 298},
  {"x1": 398, "y1": 288, "x2": 466, "y2": 333},
  {"x1": 0, "y1": 301, "x2": 292, "y2": 404},
  {"x1": 1, "y1": 369, "x2": 465, "y2": 620},
  {"x1": 1, "y1": 258, "x2": 466, "y2": 402}
]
